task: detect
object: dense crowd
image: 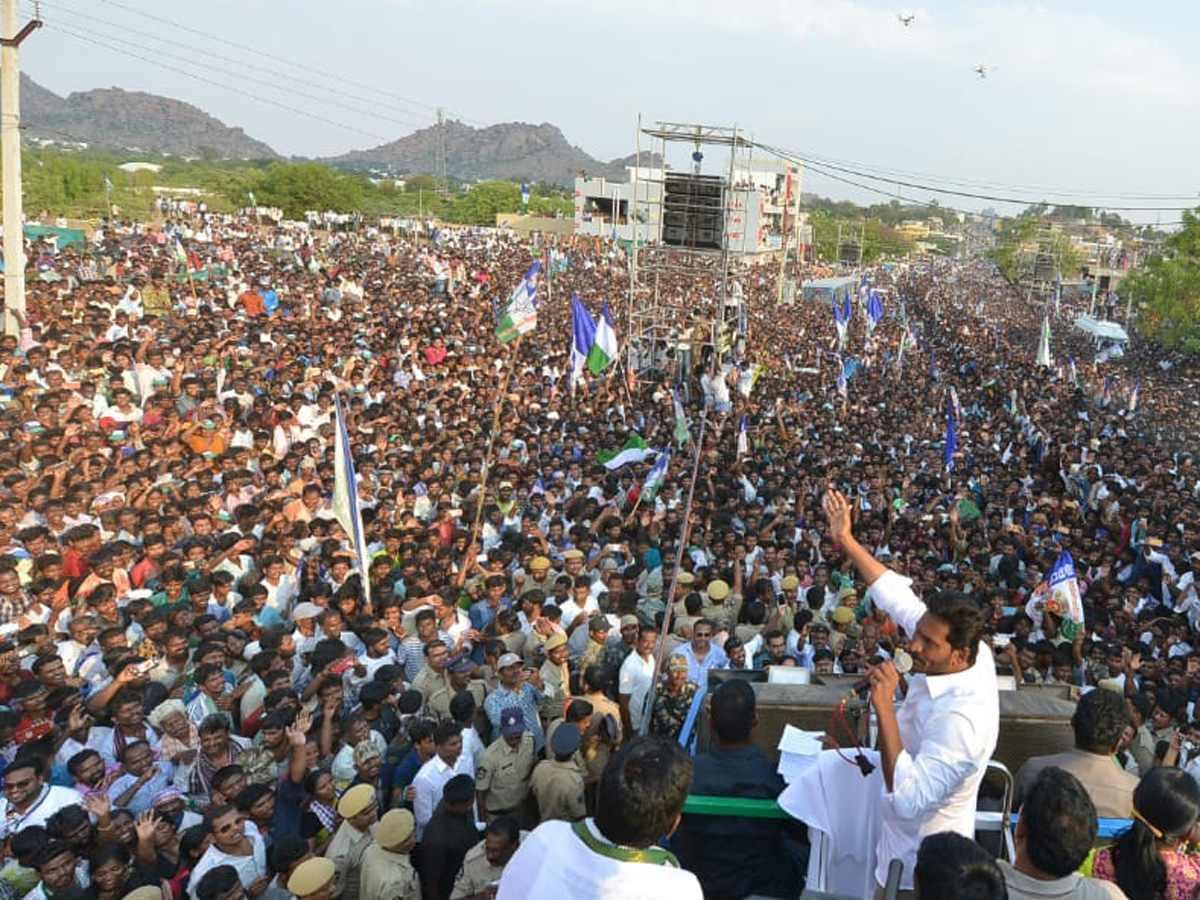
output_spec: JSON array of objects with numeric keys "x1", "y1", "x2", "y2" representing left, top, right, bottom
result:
[{"x1": 0, "y1": 206, "x2": 1196, "y2": 900}]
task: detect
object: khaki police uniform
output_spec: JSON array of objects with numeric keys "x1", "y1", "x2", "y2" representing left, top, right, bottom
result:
[
  {"x1": 530, "y1": 758, "x2": 586, "y2": 822},
  {"x1": 449, "y1": 831, "x2": 530, "y2": 900},
  {"x1": 326, "y1": 821, "x2": 374, "y2": 900},
  {"x1": 358, "y1": 844, "x2": 419, "y2": 900},
  {"x1": 476, "y1": 733, "x2": 536, "y2": 819},
  {"x1": 412, "y1": 667, "x2": 454, "y2": 721}
]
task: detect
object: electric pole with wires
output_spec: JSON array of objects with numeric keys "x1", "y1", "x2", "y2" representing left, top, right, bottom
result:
[{"x1": 1, "y1": 0, "x2": 41, "y2": 337}]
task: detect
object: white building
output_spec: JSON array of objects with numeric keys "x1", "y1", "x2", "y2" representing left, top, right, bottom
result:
[{"x1": 573, "y1": 162, "x2": 801, "y2": 256}]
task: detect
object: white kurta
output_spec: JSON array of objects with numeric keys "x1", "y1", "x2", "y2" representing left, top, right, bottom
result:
[
  {"x1": 497, "y1": 819, "x2": 703, "y2": 900},
  {"x1": 867, "y1": 570, "x2": 1000, "y2": 890}
]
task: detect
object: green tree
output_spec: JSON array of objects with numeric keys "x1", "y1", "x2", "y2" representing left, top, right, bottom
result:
[
  {"x1": 1124, "y1": 208, "x2": 1200, "y2": 352},
  {"x1": 448, "y1": 181, "x2": 520, "y2": 225},
  {"x1": 987, "y1": 217, "x2": 1038, "y2": 282},
  {"x1": 251, "y1": 163, "x2": 365, "y2": 219}
]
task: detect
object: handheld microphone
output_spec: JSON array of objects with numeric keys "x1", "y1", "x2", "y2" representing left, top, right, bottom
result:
[{"x1": 852, "y1": 649, "x2": 913, "y2": 698}]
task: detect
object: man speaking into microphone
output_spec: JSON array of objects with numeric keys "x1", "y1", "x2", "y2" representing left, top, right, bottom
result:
[{"x1": 823, "y1": 489, "x2": 998, "y2": 899}]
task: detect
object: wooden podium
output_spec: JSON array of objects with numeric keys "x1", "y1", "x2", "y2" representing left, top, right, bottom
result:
[{"x1": 695, "y1": 682, "x2": 1076, "y2": 773}]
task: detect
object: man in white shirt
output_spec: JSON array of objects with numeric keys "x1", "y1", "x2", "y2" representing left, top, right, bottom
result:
[
  {"x1": 412, "y1": 721, "x2": 475, "y2": 839},
  {"x1": 187, "y1": 805, "x2": 268, "y2": 900},
  {"x1": 1171, "y1": 552, "x2": 1200, "y2": 628},
  {"x1": 618, "y1": 625, "x2": 658, "y2": 736},
  {"x1": 824, "y1": 490, "x2": 999, "y2": 898},
  {"x1": 0, "y1": 757, "x2": 80, "y2": 840}
]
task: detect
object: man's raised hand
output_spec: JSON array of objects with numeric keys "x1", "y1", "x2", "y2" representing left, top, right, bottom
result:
[{"x1": 822, "y1": 489, "x2": 854, "y2": 545}]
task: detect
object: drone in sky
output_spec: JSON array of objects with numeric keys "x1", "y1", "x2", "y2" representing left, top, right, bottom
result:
[
  {"x1": 897, "y1": 12, "x2": 915, "y2": 26},
  {"x1": 974, "y1": 64, "x2": 997, "y2": 79}
]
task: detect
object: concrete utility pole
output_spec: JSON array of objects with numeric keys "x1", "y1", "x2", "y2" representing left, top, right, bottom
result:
[{"x1": 1, "y1": 0, "x2": 41, "y2": 337}]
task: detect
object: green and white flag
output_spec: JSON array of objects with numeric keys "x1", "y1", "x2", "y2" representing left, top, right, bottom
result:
[
  {"x1": 496, "y1": 261, "x2": 541, "y2": 344},
  {"x1": 598, "y1": 434, "x2": 652, "y2": 470},
  {"x1": 586, "y1": 300, "x2": 618, "y2": 374},
  {"x1": 672, "y1": 388, "x2": 690, "y2": 445}
]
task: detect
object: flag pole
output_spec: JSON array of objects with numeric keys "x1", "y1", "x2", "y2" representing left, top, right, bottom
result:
[
  {"x1": 471, "y1": 336, "x2": 523, "y2": 539},
  {"x1": 640, "y1": 408, "x2": 708, "y2": 737}
]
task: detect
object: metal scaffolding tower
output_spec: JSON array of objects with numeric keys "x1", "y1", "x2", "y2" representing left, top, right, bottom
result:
[{"x1": 625, "y1": 120, "x2": 754, "y2": 386}]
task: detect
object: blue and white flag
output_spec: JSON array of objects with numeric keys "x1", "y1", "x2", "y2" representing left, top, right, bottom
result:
[
  {"x1": 949, "y1": 385, "x2": 962, "y2": 422},
  {"x1": 1128, "y1": 379, "x2": 1140, "y2": 413},
  {"x1": 1067, "y1": 355, "x2": 1078, "y2": 388},
  {"x1": 1026, "y1": 551, "x2": 1085, "y2": 640},
  {"x1": 944, "y1": 391, "x2": 957, "y2": 473},
  {"x1": 332, "y1": 394, "x2": 370, "y2": 584},
  {"x1": 867, "y1": 290, "x2": 884, "y2": 329},
  {"x1": 521, "y1": 182, "x2": 530, "y2": 211},
  {"x1": 1101, "y1": 375, "x2": 1111, "y2": 407},
  {"x1": 496, "y1": 261, "x2": 541, "y2": 343},
  {"x1": 737, "y1": 414, "x2": 749, "y2": 458},
  {"x1": 570, "y1": 292, "x2": 597, "y2": 394},
  {"x1": 836, "y1": 358, "x2": 848, "y2": 400},
  {"x1": 1036, "y1": 315, "x2": 1052, "y2": 368},
  {"x1": 832, "y1": 294, "x2": 852, "y2": 348},
  {"x1": 642, "y1": 447, "x2": 670, "y2": 501}
]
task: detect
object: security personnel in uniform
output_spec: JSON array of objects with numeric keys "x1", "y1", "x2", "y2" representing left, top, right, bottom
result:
[
  {"x1": 326, "y1": 783, "x2": 378, "y2": 900},
  {"x1": 450, "y1": 815, "x2": 525, "y2": 900},
  {"x1": 538, "y1": 633, "x2": 571, "y2": 723},
  {"x1": 475, "y1": 707, "x2": 536, "y2": 825},
  {"x1": 530, "y1": 723, "x2": 586, "y2": 822},
  {"x1": 359, "y1": 808, "x2": 420, "y2": 900},
  {"x1": 286, "y1": 857, "x2": 338, "y2": 900}
]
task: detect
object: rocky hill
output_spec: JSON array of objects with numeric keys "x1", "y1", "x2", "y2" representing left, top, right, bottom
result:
[
  {"x1": 13, "y1": 75, "x2": 645, "y2": 183},
  {"x1": 15, "y1": 74, "x2": 278, "y2": 159},
  {"x1": 328, "y1": 120, "x2": 645, "y2": 186}
]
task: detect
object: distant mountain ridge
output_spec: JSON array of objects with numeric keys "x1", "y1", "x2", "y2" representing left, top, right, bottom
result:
[
  {"x1": 327, "y1": 119, "x2": 646, "y2": 185},
  {"x1": 15, "y1": 74, "x2": 279, "y2": 159},
  {"x1": 14, "y1": 74, "x2": 645, "y2": 184}
]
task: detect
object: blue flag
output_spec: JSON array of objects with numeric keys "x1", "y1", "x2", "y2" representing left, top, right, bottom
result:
[
  {"x1": 944, "y1": 392, "x2": 957, "y2": 473},
  {"x1": 867, "y1": 290, "x2": 884, "y2": 326},
  {"x1": 570, "y1": 292, "x2": 597, "y2": 393}
]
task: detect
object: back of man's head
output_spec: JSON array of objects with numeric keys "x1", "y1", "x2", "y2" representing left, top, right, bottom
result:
[
  {"x1": 594, "y1": 736, "x2": 692, "y2": 849},
  {"x1": 914, "y1": 832, "x2": 1006, "y2": 900},
  {"x1": 1020, "y1": 766, "x2": 1098, "y2": 877},
  {"x1": 710, "y1": 679, "x2": 756, "y2": 745},
  {"x1": 195, "y1": 864, "x2": 241, "y2": 900},
  {"x1": 1072, "y1": 687, "x2": 1129, "y2": 755}
]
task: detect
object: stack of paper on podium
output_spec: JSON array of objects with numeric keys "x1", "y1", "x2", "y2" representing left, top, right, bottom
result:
[{"x1": 777, "y1": 724, "x2": 824, "y2": 783}]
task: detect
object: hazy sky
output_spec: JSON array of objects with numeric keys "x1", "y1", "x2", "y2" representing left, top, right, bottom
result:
[{"x1": 22, "y1": 0, "x2": 1200, "y2": 223}]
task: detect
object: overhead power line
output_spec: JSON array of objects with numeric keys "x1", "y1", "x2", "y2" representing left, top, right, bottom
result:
[
  {"x1": 755, "y1": 140, "x2": 1197, "y2": 213},
  {"x1": 796, "y1": 149, "x2": 1198, "y2": 203},
  {"x1": 37, "y1": 0, "x2": 435, "y2": 132},
  {"x1": 91, "y1": 0, "x2": 482, "y2": 126},
  {"x1": 45, "y1": 22, "x2": 397, "y2": 144}
]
